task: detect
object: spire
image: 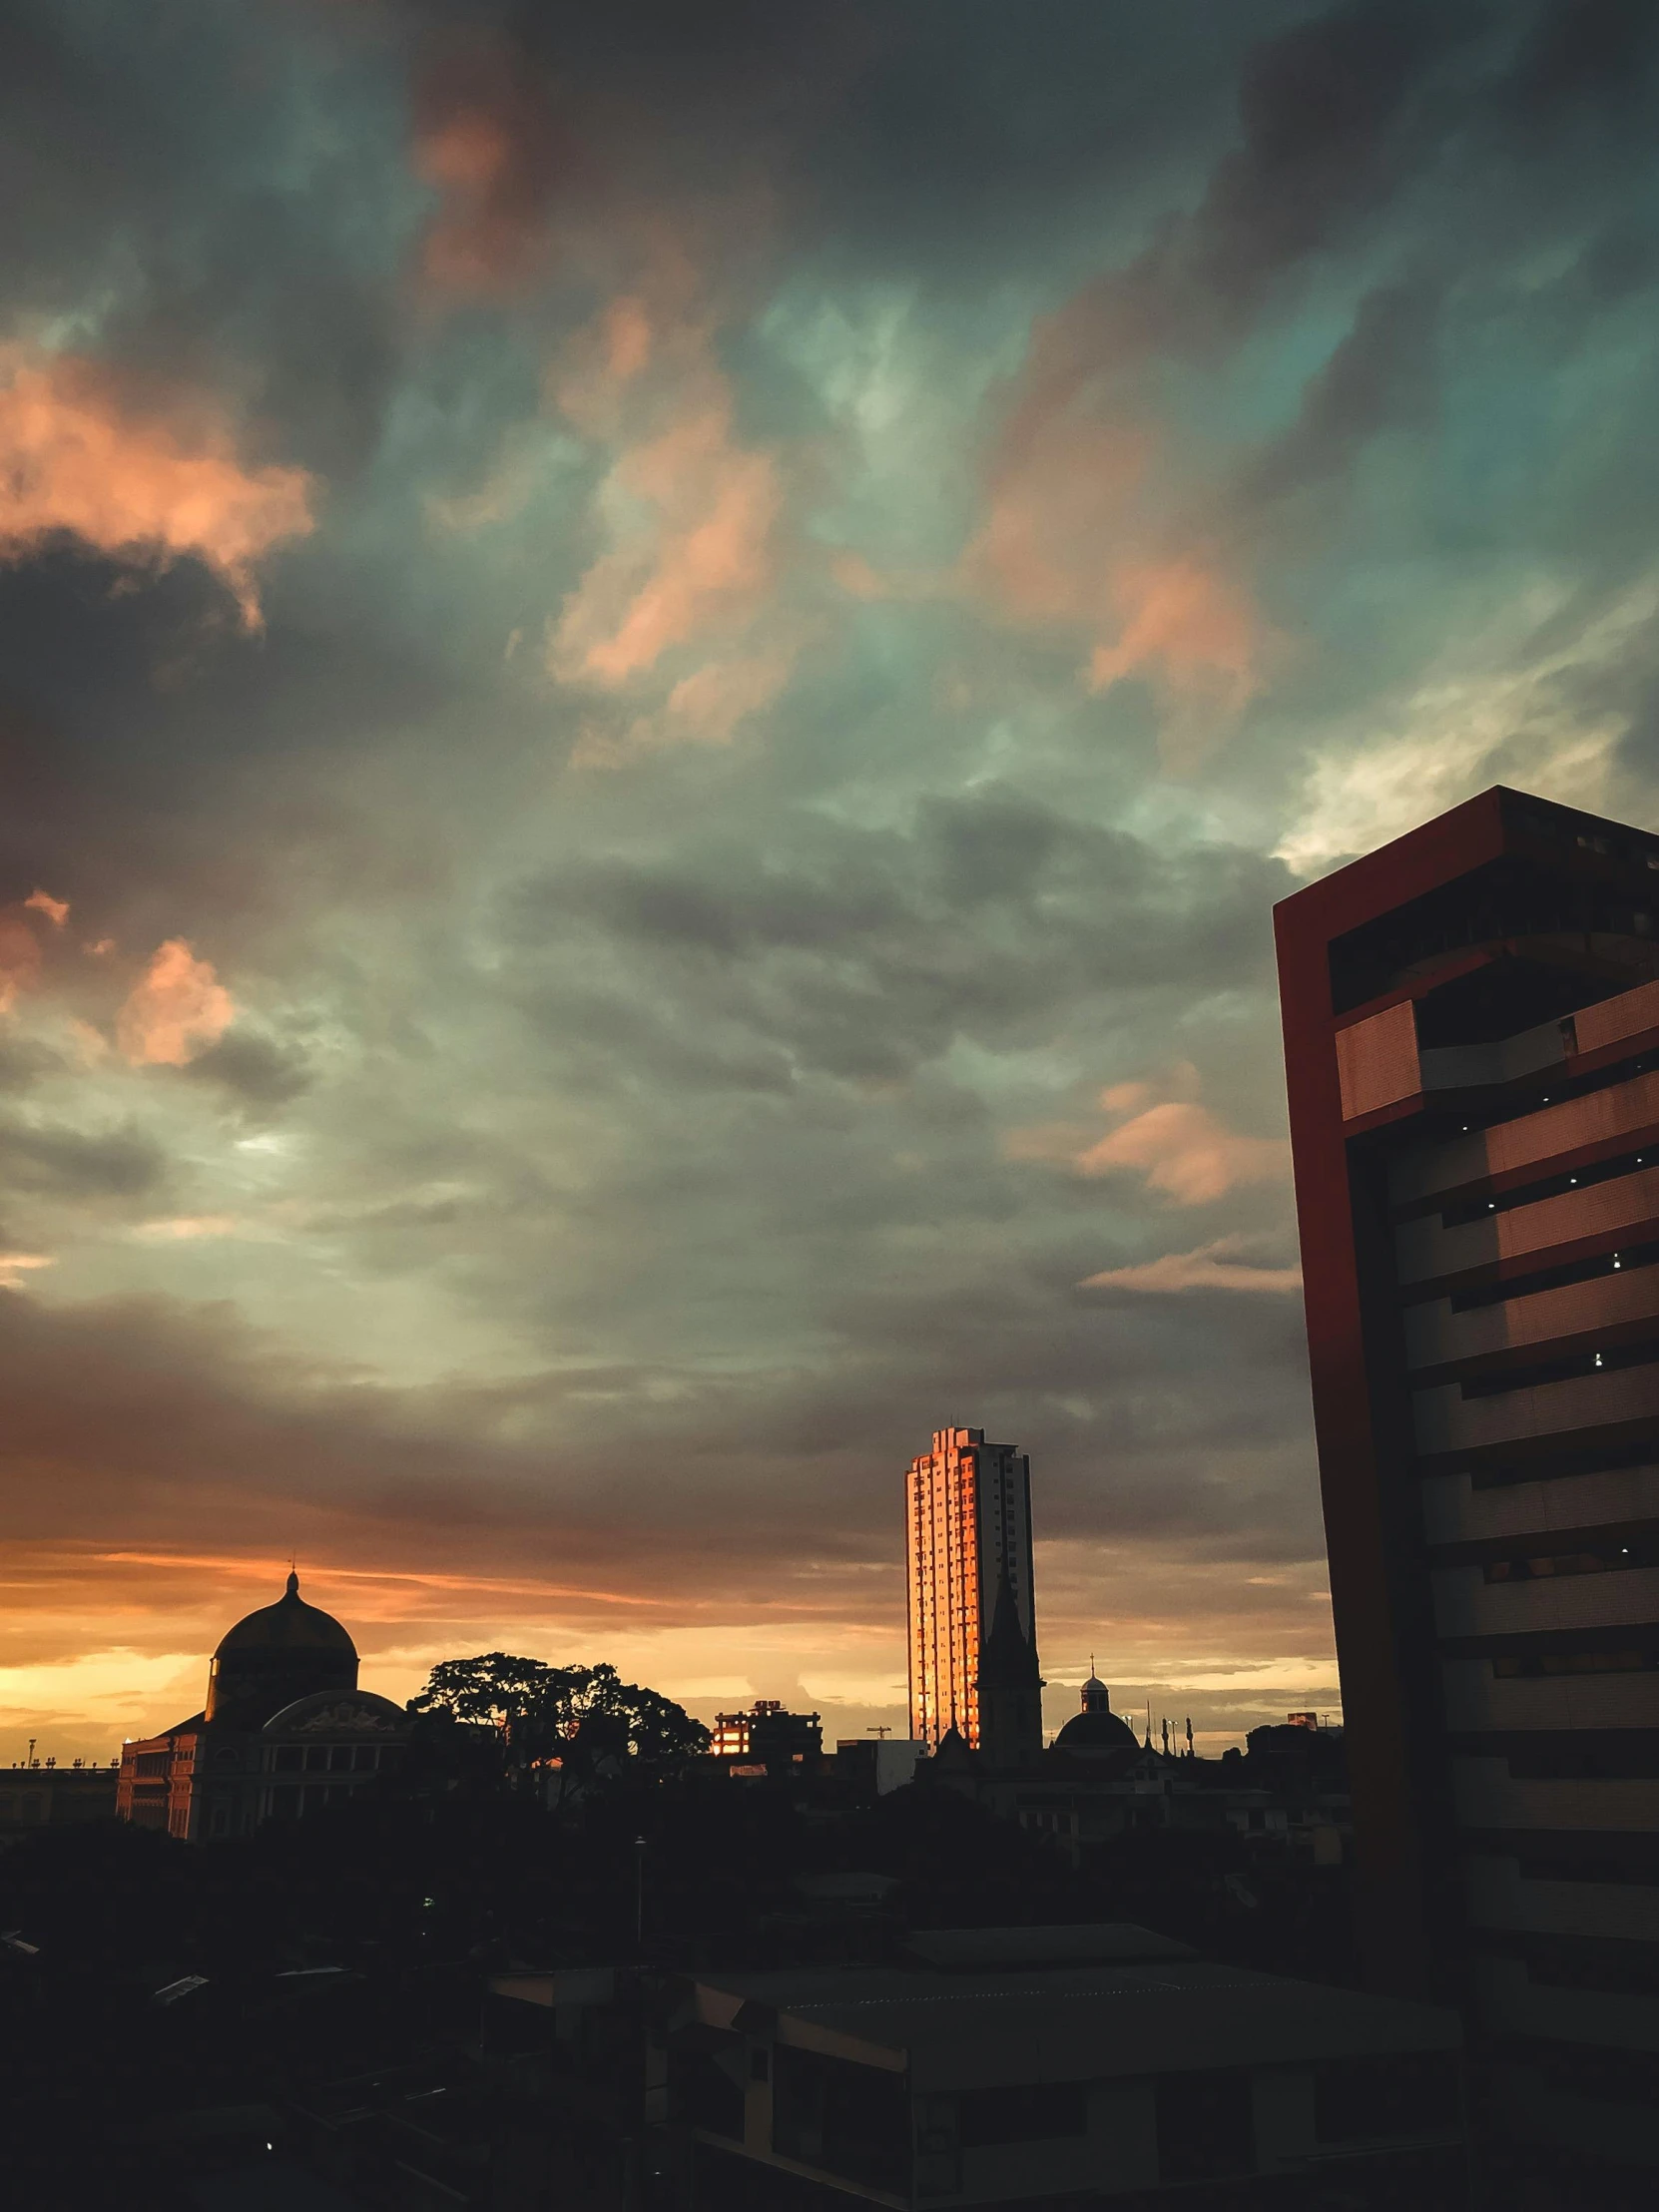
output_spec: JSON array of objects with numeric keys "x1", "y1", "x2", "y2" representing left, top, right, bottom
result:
[{"x1": 284, "y1": 1568, "x2": 299, "y2": 1598}]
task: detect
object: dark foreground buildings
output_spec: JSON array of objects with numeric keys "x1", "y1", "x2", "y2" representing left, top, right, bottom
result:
[
  {"x1": 1276, "y1": 787, "x2": 1659, "y2": 2189},
  {"x1": 493, "y1": 1923, "x2": 1467, "y2": 2209}
]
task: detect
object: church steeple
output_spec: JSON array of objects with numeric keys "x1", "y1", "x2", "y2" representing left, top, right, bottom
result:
[{"x1": 975, "y1": 1568, "x2": 1043, "y2": 1768}]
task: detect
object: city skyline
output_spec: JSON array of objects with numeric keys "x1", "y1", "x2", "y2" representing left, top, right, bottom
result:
[{"x1": 7, "y1": 3, "x2": 1659, "y2": 1769}]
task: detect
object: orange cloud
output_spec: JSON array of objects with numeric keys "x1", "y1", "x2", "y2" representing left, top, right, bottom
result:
[
  {"x1": 23, "y1": 888, "x2": 68, "y2": 927},
  {"x1": 0, "y1": 348, "x2": 313, "y2": 627},
  {"x1": 1089, "y1": 556, "x2": 1261, "y2": 711},
  {"x1": 116, "y1": 940, "x2": 235, "y2": 1067},
  {"x1": 1005, "y1": 1066, "x2": 1287, "y2": 1206},
  {"x1": 957, "y1": 275, "x2": 1272, "y2": 764},
  {"x1": 574, "y1": 643, "x2": 800, "y2": 767},
  {"x1": 553, "y1": 398, "x2": 783, "y2": 687},
  {"x1": 554, "y1": 294, "x2": 659, "y2": 437},
  {"x1": 1076, "y1": 1100, "x2": 1287, "y2": 1206},
  {"x1": 411, "y1": 43, "x2": 564, "y2": 296},
  {"x1": 1081, "y1": 1237, "x2": 1302, "y2": 1295},
  {"x1": 0, "y1": 915, "x2": 43, "y2": 1015},
  {"x1": 133, "y1": 1216, "x2": 241, "y2": 1243},
  {"x1": 0, "y1": 1253, "x2": 53, "y2": 1292}
]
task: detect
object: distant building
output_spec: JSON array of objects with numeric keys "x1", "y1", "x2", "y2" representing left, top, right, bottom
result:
[
  {"x1": 906, "y1": 1425, "x2": 1040, "y2": 1759},
  {"x1": 117, "y1": 1571, "x2": 409, "y2": 1841},
  {"x1": 1050, "y1": 1665, "x2": 1139, "y2": 1759},
  {"x1": 710, "y1": 1700, "x2": 822, "y2": 1772},
  {"x1": 1276, "y1": 785, "x2": 1659, "y2": 2185},
  {"x1": 0, "y1": 1761, "x2": 119, "y2": 1835},
  {"x1": 833, "y1": 1737, "x2": 925, "y2": 1796},
  {"x1": 650, "y1": 1923, "x2": 1468, "y2": 2206}
]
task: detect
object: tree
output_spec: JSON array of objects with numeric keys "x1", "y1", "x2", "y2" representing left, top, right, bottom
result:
[{"x1": 407, "y1": 1654, "x2": 710, "y2": 1788}]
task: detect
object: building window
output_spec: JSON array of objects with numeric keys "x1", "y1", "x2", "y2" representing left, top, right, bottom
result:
[
  {"x1": 958, "y1": 2081, "x2": 1086, "y2": 2147},
  {"x1": 1156, "y1": 2070, "x2": 1254, "y2": 2182},
  {"x1": 772, "y1": 2045, "x2": 909, "y2": 2193},
  {"x1": 1315, "y1": 2055, "x2": 1459, "y2": 2142}
]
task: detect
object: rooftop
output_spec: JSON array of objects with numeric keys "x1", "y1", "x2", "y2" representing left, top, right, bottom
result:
[{"x1": 690, "y1": 1946, "x2": 1461, "y2": 2091}]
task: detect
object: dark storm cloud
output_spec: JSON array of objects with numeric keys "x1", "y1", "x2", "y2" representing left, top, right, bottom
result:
[
  {"x1": 1236, "y1": 278, "x2": 1442, "y2": 520},
  {"x1": 0, "y1": 3, "x2": 407, "y2": 482},
  {"x1": 1499, "y1": 0, "x2": 1659, "y2": 126},
  {"x1": 0, "y1": 1118, "x2": 165, "y2": 1203},
  {"x1": 181, "y1": 1029, "x2": 313, "y2": 1112},
  {"x1": 505, "y1": 789, "x2": 1291, "y2": 1091}
]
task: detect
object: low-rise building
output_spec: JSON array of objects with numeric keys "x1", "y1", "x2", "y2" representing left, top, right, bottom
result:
[
  {"x1": 834, "y1": 1739, "x2": 926, "y2": 1797},
  {"x1": 649, "y1": 1924, "x2": 1468, "y2": 2208},
  {"x1": 0, "y1": 1761, "x2": 120, "y2": 1835},
  {"x1": 712, "y1": 1700, "x2": 824, "y2": 1773}
]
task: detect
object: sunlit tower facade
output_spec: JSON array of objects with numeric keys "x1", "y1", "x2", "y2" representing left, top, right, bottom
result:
[{"x1": 906, "y1": 1426, "x2": 1036, "y2": 1750}]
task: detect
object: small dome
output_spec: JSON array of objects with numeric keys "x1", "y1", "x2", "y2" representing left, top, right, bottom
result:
[
  {"x1": 216, "y1": 1570, "x2": 356, "y2": 1660},
  {"x1": 262, "y1": 1688, "x2": 407, "y2": 1736},
  {"x1": 1052, "y1": 1708, "x2": 1139, "y2": 1755}
]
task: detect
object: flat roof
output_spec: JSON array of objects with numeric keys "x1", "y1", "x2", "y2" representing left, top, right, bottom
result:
[
  {"x1": 693, "y1": 1960, "x2": 1461, "y2": 2092},
  {"x1": 903, "y1": 1924, "x2": 1194, "y2": 1970}
]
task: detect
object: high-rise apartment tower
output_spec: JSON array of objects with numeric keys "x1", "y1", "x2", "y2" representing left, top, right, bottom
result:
[
  {"x1": 1276, "y1": 786, "x2": 1659, "y2": 2182},
  {"x1": 905, "y1": 1426, "x2": 1040, "y2": 1762}
]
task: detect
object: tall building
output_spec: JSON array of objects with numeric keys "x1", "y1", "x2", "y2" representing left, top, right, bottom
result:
[
  {"x1": 1275, "y1": 785, "x2": 1659, "y2": 2182},
  {"x1": 906, "y1": 1425, "x2": 1041, "y2": 1760},
  {"x1": 118, "y1": 1571, "x2": 408, "y2": 1840}
]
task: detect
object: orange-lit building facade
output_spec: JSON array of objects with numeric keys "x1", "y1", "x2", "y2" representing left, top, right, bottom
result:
[
  {"x1": 906, "y1": 1426, "x2": 1036, "y2": 1750},
  {"x1": 1276, "y1": 786, "x2": 1659, "y2": 2188}
]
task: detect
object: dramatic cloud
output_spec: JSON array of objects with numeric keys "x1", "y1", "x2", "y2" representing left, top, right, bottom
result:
[
  {"x1": 0, "y1": 347, "x2": 315, "y2": 627},
  {"x1": 4, "y1": 0, "x2": 1659, "y2": 1758}
]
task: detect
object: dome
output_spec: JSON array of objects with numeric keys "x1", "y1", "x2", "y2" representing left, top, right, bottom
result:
[
  {"x1": 216, "y1": 1570, "x2": 357, "y2": 1659},
  {"x1": 1052, "y1": 1708, "x2": 1139, "y2": 1756},
  {"x1": 204, "y1": 1571, "x2": 358, "y2": 1729}
]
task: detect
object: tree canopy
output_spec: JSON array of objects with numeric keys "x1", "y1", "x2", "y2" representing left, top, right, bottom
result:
[{"x1": 407, "y1": 1653, "x2": 710, "y2": 1785}]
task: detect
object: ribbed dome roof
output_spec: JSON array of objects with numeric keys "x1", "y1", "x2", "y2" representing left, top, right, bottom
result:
[
  {"x1": 215, "y1": 1571, "x2": 356, "y2": 1660},
  {"x1": 1052, "y1": 1707, "x2": 1139, "y2": 1754}
]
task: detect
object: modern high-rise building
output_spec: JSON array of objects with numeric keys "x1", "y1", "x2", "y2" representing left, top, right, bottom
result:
[
  {"x1": 905, "y1": 1425, "x2": 1041, "y2": 1762},
  {"x1": 1276, "y1": 786, "x2": 1659, "y2": 2185}
]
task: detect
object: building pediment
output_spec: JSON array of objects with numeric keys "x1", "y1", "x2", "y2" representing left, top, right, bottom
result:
[{"x1": 262, "y1": 1689, "x2": 408, "y2": 1736}]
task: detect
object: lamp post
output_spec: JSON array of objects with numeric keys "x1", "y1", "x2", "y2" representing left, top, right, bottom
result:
[{"x1": 634, "y1": 1835, "x2": 647, "y2": 1953}]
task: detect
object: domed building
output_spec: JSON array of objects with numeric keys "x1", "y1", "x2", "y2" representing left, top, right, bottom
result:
[
  {"x1": 117, "y1": 1572, "x2": 408, "y2": 1842},
  {"x1": 1050, "y1": 1665, "x2": 1140, "y2": 1763}
]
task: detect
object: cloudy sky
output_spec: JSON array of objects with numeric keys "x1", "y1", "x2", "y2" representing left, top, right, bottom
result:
[{"x1": 5, "y1": 0, "x2": 1659, "y2": 1763}]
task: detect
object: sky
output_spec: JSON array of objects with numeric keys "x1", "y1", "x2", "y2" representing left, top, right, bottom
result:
[{"x1": 5, "y1": 0, "x2": 1659, "y2": 1764}]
